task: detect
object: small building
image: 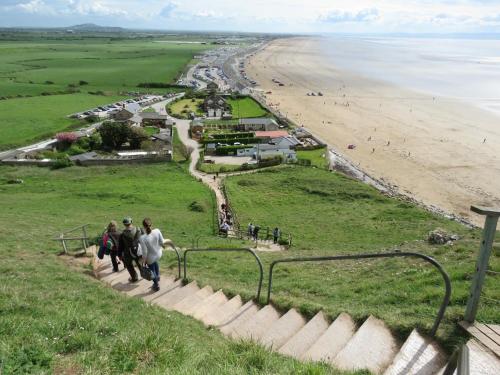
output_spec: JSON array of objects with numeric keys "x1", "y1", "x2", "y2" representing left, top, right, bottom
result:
[
  {"x1": 236, "y1": 142, "x2": 297, "y2": 162},
  {"x1": 237, "y1": 118, "x2": 279, "y2": 132},
  {"x1": 140, "y1": 112, "x2": 171, "y2": 127},
  {"x1": 254, "y1": 130, "x2": 289, "y2": 140},
  {"x1": 270, "y1": 136, "x2": 302, "y2": 150},
  {"x1": 113, "y1": 103, "x2": 141, "y2": 122}
]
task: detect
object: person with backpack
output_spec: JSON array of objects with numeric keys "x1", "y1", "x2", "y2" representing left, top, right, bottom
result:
[
  {"x1": 138, "y1": 218, "x2": 164, "y2": 292},
  {"x1": 273, "y1": 227, "x2": 281, "y2": 244},
  {"x1": 118, "y1": 217, "x2": 142, "y2": 283},
  {"x1": 253, "y1": 225, "x2": 260, "y2": 241},
  {"x1": 106, "y1": 221, "x2": 121, "y2": 272}
]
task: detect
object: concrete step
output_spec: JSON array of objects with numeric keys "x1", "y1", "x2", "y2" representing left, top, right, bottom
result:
[
  {"x1": 101, "y1": 268, "x2": 128, "y2": 285},
  {"x1": 218, "y1": 300, "x2": 260, "y2": 336},
  {"x1": 333, "y1": 315, "x2": 400, "y2": 375},
  {"x1": 123, "y1": 279, "x2": 156, "y2": 298},
  {"x1": 260, "y1": 308, "x2": 306, "y2": 350},
  {"x1": 193, "y1": 290, "x2": 229, "y2": 322},
  {"x1": 466, "y1": 339, "x2": 500, "y2": 375},
  {"x1": 203, "y1": 295, "x2": 243, "y2": 326},
  {"x1": 303, "y1": 312, "x2": 356, "y2": 363},
  {"x1": 231, "y1": 304, "x2": 281, "y2": 341},
  {"x1": 278, "y1": 311, "x2": 329, "y2": 359},
  {"x1": 107, "y1": 270, "x2": 131, "y2": 288},
  {"x1": 153, "y1": 281, "x2": 199, "y2": 309},
  {"x1": 173, "y1": 285, "x2": 214, "y2": 315},
  {"x1": 384, "y1": 329, "x2": 446, "y2": 375},
  {"x1": 145, "y1": 278, "x2": 181, "y2": 303}
]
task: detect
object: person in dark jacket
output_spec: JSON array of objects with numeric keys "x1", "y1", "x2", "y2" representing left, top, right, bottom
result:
[
  {"x1": 106, "y1": 220, "x2": 122, "y2": 272},
  {"x1": 272, "y1": 227, "x2": 281, "y2": 244},
  {"x1": 118, "y1": 217, "x2": 142, "y2": 282}
]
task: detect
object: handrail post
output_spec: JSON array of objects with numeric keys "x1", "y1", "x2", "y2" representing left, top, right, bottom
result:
[
  {"x1": 82, "y1": 225, "x2": 88, "y2": 249},
  {"x1": 464, "y1": 205, "x2": 500, "y2": 323},
  {"x1": 61, "y1": 234, "x2": 68, "y2": 254}
]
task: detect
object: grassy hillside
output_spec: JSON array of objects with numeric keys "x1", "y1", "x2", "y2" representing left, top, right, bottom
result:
[
  {"x1": 184, "y1": 166, "x2": 498, "y2": 350},
  {"x1": 0, "y1": 93, "x2": 124, "y2": 150},
  {"x1": 0, "y1": 163, "x2": 363, "y2": 374}
]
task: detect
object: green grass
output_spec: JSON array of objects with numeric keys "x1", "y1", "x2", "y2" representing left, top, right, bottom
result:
[
  {"x1": 185, "y1": 165, "x2": 498, "y2": 351},
  {"x1": 0, "y1": 163, "x2": 366, "y2": 374},
  {"x1": 297, "y1": 147, "x2": 329, "y2": 169},
  {"x1": 0, "y1": 93, "x2": 124, "y2": 150},
  {"x1": 0, "y1": 39, "x2": 207, "y2": 97},
  {"x1": 168, "y1": 98, "x2": 204, "y2": 119},
  {"x1": 226, "y1": 97, "x2": 269, "y2": 118},
  {"x1": 0, "y1": 38, "x2": 209, "y2": 149},
  {"x1": 198, "y1": 163, "x2": 242, "y2": 174}
]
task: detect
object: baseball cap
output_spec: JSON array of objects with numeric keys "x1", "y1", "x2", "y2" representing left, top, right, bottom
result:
[{"x1": 122, "y1": 217, "x2": 132, "y2": 225}]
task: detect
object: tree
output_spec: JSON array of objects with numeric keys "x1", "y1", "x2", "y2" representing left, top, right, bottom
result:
[
  {"x1": 98, "y1": 121, "x2": 130, "y2": 150},
  {"x1": 129, "y1": 127, "x2": 148, "y2": 149}
]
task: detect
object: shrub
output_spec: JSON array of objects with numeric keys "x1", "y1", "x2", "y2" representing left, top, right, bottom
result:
[
  {"x1": 79, "y1": 80, "x2": 89, "y2": 85},
  {"x1": 56, "y1": 132, "x2": 78, "y2": 151},
  {"x1": 51, "y1": 156, "x2": 73, "y2": 170},
  {"x1": 66, "y1": 144, "x2": 86, "y2": 156},
  {"x1": 188, "y1": 201, "x2": 205, "y2": 212},
  {"x1": 45, "y1": 80, "x2": 54, "y2": 84}
]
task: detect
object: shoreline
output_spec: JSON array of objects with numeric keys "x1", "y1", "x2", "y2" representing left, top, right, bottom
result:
[{"x1": 246, "y1": 37, "x2": 500, "y2": 227}]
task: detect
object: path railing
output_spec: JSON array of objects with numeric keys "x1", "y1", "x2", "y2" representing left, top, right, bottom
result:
[
  {"x1": 266, "y1": 251, "x2": 451, "y2": 337},
  {"x1": 183, "y1": 247, "x2": 264, "y2": 301},
  {"x1": 53, "y1": 224, "x2": 90, "y2": 254},
  {"x1": 231, "y1": 227, "x2": 293, "y2": 247}
]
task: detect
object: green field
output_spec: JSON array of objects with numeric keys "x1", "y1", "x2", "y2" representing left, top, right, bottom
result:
[
  {"x1": 0, "y1": 93, "x2": 123, "y2": 150},
  {"x1": 0, "y1": 164, "x2": 352, "y2": 374},
  {"x1": 0, "y1": 38, "x2": 208, "y2": 149},
  {"x1": 168, "y1": 98, "x2": 204, "y2": 119},
  {"x1": 226, "y1": 97, "x2": 269, "y2": 118}
]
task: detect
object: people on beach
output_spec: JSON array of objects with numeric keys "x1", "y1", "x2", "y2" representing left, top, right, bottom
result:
[
  {"x1": 106, "y1": 221, "x2": 121, "y2": 272},
  {"x1": 273, "y1": 227, "x2": 281, "y2": 244},
  {"x1": 118, "y1": 217, "x2": 143, "y2": 283},
  {"x1": 139, "y1": 218, "x2": 164, "y2": 292}
]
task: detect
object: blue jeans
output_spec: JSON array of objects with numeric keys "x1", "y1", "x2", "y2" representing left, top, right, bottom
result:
[{"x1": 147, "y1": 262, "x2": 160, "y2": 287}]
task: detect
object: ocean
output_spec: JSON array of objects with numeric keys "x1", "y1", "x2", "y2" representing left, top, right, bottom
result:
[{"x1": 321, "y1": 35, "x2": 500, "y2": 116}]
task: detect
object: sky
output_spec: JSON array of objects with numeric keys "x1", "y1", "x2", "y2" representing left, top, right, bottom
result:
[{"x1": 1, "y1": 0, "x2": 500, "y2": 34}]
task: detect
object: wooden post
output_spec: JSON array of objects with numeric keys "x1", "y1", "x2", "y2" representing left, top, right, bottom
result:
[
  {"x1": 464, "y1": 205, "x2": 500, "y2": 323},
  {"x1": 61, "y1": 234, "x2": 68, "y2": 254},
  {"x1": 82, "y1": 225, "x2": 88, "y2": 250}
]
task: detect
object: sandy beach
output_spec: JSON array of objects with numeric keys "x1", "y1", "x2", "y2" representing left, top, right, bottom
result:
[{"x1": 247, "y1": 37, "x2": 500, "y2": 225}]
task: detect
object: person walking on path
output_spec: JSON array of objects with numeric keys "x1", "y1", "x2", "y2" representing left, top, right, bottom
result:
[
  {"x1": 248, "y1": 222, "x2": 254, "y2": 239},
  {"x1": 253, "y1": 225, "x2": 260, "y2": 241},
  {"x1": 107, "y1": 221, "x2": 122, "y2": 272},
  {"x1": 118, "y1": 217, "x2": 143, "y2": 283},
  {"x1": 139, "y1": 218, "x2": 164, "y2": 292},
  {"x1": 273, "y1": 227, "x2": 281, "y2": 244}
]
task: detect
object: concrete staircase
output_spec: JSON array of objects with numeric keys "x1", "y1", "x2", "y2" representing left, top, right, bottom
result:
[{"x1": 92, "y1": 254, "x2": 498, "y2": 374}]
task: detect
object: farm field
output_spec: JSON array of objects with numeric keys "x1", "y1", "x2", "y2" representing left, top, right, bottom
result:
[
  {"x1": 0, "y1": 164, "x2": 348, "y2": 374},
  {"x1": 0, "y1": 93, "x2": 124, "y2": 150},
  {"x1": 226, "y1": 97, "x2": 269, "y2": 118},
  {"x1": 0, "y1": 38, "x2": 208, "y2": 149}
]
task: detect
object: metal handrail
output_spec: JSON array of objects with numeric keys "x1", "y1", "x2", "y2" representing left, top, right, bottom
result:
[
  {"x1": 266, "y1": 251, "x2": 452, "y2": 337},
  {"x1": 183, "y1": 247, "x2": 264, "y2": 301},
  {"x1": 165, "y1": 243, "x2": 182, "y2": 280}
]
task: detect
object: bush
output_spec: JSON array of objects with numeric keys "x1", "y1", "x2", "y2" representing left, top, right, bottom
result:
[
  {"x1": 56, "y1": 132, "x2": 78, "y2": 151},
  {"x1": 66, "y1": 144, "x2": 86, "y2": 156},
  {"x1": 45, "y1": 80, "x2": 54, "y2": 85},
  {"x1": 188, "y1": 201, "x2": 205, "y2": 212},
  {"x1": 79, "y1": 80, "x2": 89, "y2": 86},
  {"x1": 51, "y1": 156, "x2": 73, "y2": 170}
]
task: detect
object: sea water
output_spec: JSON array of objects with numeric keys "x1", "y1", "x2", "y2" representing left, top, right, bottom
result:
[{"x1": 321, "y1": 35, "x2": 500, "y2": 116}]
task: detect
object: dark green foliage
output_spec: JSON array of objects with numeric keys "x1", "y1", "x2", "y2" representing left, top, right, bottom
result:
[
  {"x1": 98, "y1": 121, "x2": 130, "y2": 150},
  {"x1": 129, "y1": 127, "x2": 148, "y2": 149}
]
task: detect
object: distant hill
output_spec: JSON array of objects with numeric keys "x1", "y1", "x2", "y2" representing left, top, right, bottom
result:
[{"x1": 66, "y1": 23, "x2": 125, "y2": 32}]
